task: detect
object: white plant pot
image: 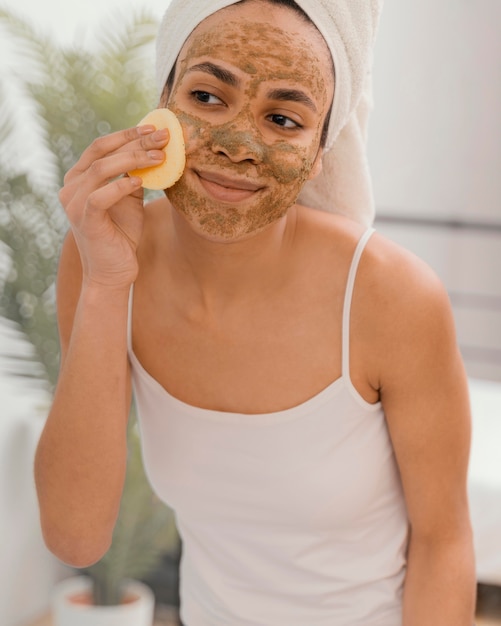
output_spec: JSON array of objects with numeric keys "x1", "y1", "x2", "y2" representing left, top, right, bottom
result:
[{"x1": 52, "y1": 576, "x2": 155, "y2": 626}]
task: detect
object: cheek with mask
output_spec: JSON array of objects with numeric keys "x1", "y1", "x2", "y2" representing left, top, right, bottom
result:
[{"x1": 165, "y1": 107, "x2": 321, "y2": 240}]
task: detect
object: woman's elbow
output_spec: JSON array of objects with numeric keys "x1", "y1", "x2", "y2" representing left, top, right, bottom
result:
[{"x1": 41, "y1": 523, "x2": 112, "y2": 568}]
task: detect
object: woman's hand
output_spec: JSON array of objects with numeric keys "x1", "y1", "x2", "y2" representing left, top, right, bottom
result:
[{"x1": 59, "y1": 125, "x2": 169, "y2": 289}]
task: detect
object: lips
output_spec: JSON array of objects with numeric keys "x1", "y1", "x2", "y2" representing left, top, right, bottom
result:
[{"x1": 195, "y1": 169, "x2": 264, "y2": 202}]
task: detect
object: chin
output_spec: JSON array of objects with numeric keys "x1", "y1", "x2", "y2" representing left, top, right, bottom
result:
[
  {"x1": 166, "y1": 181, "x2": 292, "y2": 243},
  {"x1": 173, "y1": 204, "x2": 287, "y2": 244}
]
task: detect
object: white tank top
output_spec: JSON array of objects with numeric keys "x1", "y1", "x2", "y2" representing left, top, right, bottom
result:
[{"x1": 128, "y1": 229, "x2": 409, "y2": 626}]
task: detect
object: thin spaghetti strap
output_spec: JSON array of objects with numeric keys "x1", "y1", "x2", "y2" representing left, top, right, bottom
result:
[
  {"x1": 127, "y1": 284, "x2": 134, "y2": 353},
  {"x1": 341, "y1": 228, "x2": 375, "y2": 378}
]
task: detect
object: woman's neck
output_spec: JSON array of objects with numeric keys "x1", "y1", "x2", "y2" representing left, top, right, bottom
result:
[{"x1": 165, "y1": 205, "x2": 299, "y2": 314}]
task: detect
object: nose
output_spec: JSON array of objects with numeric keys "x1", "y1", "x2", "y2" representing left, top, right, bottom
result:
[{"x1": 210, "y1": 118, "x2": 266, "y2": 164}]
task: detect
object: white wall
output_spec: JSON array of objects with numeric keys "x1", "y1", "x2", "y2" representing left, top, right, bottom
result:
[
  {"x1": 368, "y1": 0, "x2": 501, "y2": 381},
  {"x1": 368, "y1": 0, "x2": 501, "y2": 221},
  {"x1": 0, "y1": 326, "x2": 69, "y2": 626}
]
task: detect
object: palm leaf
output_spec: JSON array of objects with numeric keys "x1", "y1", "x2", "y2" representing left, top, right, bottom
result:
[
  {"x1": 95, "y1": 8, "x2": 158, "y2": 60},
  {"x1": 0, "y1": 7, "x2": 180, "y2": 605},
  {"x1": 0, "y1": 315, "x2": 50, "y2": 387},
  {"x1": 0, "y1": 172, "x2": 61, "y2": 386},
  {"x1": 0, "y1": 7, "x2": 62, "y2": 85},
  {"x1": 0, "y1": 7, "x2": 157, "y2": 185},
  {"x1": 0, "y1": 88, "x2": 15, "y2": 151}
]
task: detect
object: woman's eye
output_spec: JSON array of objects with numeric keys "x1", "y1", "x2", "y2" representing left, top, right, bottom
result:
[
  {"x1": 191, "y1": 90, "x2": 222, "y2": 105},
  {"x1": 269, "y1": 114, "x2": 300, "y2": 129}
]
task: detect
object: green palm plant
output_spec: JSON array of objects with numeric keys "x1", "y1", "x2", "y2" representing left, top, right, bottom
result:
[{"x1": 0, "y1": 6, "x2": 179, "y2": 607}]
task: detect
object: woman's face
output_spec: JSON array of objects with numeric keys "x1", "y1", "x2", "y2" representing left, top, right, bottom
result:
[{"x1": 163, "y1": 0, "x2": 334, "y2": 241}]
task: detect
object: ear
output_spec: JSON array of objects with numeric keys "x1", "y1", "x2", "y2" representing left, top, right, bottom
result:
[{"x1": 307, "y1": 148, "x2": 324, "y2": 181}]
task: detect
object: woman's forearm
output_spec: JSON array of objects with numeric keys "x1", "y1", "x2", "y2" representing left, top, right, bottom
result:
[
  {"x1": 35, "y1": 284, "x2": 132, "y2": 567},
  {"x1": 402, "y1": 529, "x2": 476, "y2": 625}
]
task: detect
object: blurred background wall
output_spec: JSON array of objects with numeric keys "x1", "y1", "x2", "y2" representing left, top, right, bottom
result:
[{"x1": 368, "y1": 0, "x2": 501, "y2": 382}]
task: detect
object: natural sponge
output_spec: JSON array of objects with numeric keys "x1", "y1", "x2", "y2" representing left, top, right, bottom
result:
[{"x1": 129, "y1": 108, "x2": 185, "y2": 190}]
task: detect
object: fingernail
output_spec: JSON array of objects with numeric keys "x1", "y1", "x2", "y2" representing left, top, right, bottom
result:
[
  {"x1": 153, "y1": 128, "x2": 169, "y2": 141},
  {"x1": 147, "y1": 150, "x2": 165, "y2": 161},
  {"x1": 138, "y1": 124, "x2": 156, "y2": 135}
]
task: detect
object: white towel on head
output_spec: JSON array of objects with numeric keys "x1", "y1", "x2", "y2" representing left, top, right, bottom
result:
[
  {"x1": 155, "y1": 0, "x2": 383, "y2": 225},
  {"x1": 298, "y1": 70, "x2": 376, "y2": 225}
]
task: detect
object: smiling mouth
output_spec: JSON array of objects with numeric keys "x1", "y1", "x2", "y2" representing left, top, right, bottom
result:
[{"x1": 195, "y1": 170, "x2": 264, "y2": 202}]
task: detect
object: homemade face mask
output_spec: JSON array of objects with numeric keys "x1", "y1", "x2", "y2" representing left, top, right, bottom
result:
[{"x1": 165, "y1": 17, "x2": 330, "y2": 239}]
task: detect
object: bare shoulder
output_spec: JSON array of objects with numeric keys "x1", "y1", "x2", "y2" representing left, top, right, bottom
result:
[
  {"x1": 294, "y1": 207, "x2": 444, "y2": 293},
  {"x1": 361, "y1": 232, "x2": 445, "y2": 298},
  {"x1": 294, "y1": 206, "x2": 449, "y2": 314},
  {"x1": 295, "y1": 209, "x2": 458, "y2": 391},
  {"x1": 361, "y1": 230, "x2": 452, "y2": 328},
  {"x1": 293, "y1": 206, "x2": 368, "y2": 278},
  {"x1": 356, "y1": 230, "x2": 459, "y2": 392}
]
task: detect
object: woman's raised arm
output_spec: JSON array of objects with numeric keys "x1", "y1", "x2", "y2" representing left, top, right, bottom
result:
[{"x1": 34, "y1": 125, "x2": 168, "y2": 567}]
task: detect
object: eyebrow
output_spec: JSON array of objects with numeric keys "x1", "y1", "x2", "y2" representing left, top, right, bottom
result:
[
  {"x1": 266, "y1": 88, "x2": 318, "y2": 113},
  {"x1": 186, "y1": 62, "x2": 318, "y2": 112},
  {"x1": 186, "y1": 62, "x2": 241, "y2": 87}
]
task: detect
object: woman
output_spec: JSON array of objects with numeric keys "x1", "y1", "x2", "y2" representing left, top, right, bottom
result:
[{"x1": 35, "y1": 0, "x2": 476, "y2": 624}]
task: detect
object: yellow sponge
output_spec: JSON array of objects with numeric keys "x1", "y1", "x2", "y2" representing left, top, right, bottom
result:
[{"x1": 129, "y1": 108, "x2": 186, "y2": 190}]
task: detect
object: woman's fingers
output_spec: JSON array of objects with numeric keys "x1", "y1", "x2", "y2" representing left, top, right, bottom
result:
[
  {"x1": 60, "y1": 146, "x2": 165, "y2": 209},
  {"x1": 87, "y1": 148, "x2": 165, "y2": 185},
  {"x1": 64, "y1": 125, "x2": 169, "y2": 184},
  {"x1": 83, "y1": 175, "x2": 143, "y2": 218}
]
